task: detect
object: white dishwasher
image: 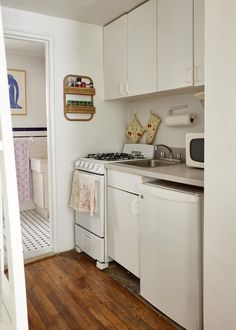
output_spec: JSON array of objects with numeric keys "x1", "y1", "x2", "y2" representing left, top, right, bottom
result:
[{"x1": 139, "y1": 180, "x2": 203, "y2": 330}]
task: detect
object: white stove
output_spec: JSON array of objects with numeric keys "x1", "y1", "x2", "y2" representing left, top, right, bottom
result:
[
  {"x1": 75, "y1": 144, "x2": 154, "y2": 174},
  {"x1": 74, "y1": 144, "x2": 154, "y2": 269}
]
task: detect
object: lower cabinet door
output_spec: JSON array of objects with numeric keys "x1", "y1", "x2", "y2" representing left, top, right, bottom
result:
[{"x1": 107, "y1": 187, "x2": 139, "y2": 277}]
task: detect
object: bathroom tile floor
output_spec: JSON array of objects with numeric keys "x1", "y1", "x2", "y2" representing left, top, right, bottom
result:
[{"x1": 4, "y1": 209, "x2": 50, "y2": 254}]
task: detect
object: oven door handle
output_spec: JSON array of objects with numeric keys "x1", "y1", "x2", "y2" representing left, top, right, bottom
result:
[{"x1": 76, "y1": 169, "x2": 103, "y2": 180}]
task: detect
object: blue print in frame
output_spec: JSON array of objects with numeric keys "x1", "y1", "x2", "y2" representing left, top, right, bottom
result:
[{"x1": 7, "y1": 69, "x2": 27, "y2": 115}]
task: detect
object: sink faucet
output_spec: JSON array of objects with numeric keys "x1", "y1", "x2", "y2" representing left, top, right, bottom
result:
[{"x1": 154, "y1": 144, "x2": 173, "y2": 159}]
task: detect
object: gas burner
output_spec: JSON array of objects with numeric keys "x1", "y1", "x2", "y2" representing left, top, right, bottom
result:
[
  {"x1": 118, "y1": 153, "x2": 134, "y2": 160},
  {"x1": 134, "y1": 154, "x2": 145, "y2": 159},
  {"x1": 87, "y1": 153, "x2": 97, "y2": 158},
  {"x1": 95, "y1": 153, "x2": 117, "y2": 160},
  {"x1": 86, "y1": 152, "x2": 144, "y2": 161}
]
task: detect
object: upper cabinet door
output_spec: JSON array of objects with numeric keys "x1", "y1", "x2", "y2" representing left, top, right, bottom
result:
[
  {"x1": 127, "y1": 0, "x2": 157, "y2": 96},
  {"x1": 194, "y1": 0, "x2": 204, "y2": 86},
  {"x1": 157, "y1": 0, "x2": 193, "y2": 91},
  {"x1": 104, "y1": 15, "x2": 127, "y2": 100}
]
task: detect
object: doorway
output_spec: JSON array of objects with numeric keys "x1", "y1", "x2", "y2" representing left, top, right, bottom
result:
[{"x1": 3, "y1": 34, "x2": 57, "y2": 262}]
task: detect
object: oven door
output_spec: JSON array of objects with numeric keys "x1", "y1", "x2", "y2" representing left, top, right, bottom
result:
[{"x1": 75, "y1": 170, "x2": 105, "y2": 238}]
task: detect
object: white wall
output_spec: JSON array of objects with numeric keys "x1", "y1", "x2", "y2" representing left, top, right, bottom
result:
[
  {"x1": 2, "y1": 7, "x2": 128, "y2": 252},
  {"x1": 128, "y1": 93, "x2": 204, "y2": 147},
  {"x1": 204, "y1": 0, "x2": 236, "y2": 329},
  {"x1": 6, "y1": 50, "x2": 46, "y2": 128}
]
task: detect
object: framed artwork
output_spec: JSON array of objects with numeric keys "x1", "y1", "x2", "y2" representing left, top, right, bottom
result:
[{"x1": 7, "y1": 69, "x2": 27, "y2": 115}]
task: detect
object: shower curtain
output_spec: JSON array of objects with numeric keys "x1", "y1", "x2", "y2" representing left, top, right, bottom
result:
[{"x1": 13, "y1": 138, "x2": 32, "y2": 202}]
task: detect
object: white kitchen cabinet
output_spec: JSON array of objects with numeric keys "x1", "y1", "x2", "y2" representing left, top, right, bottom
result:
[
  {"x1": 107, "y1": 186, "x2": 139, "y2": 277},
  {"x1": 104, "y1": 15, "x2": 127, "y2": 100},
  {"x1": 107, "y1": 170, "x2": 143, "y2": 277},
  {"x1": 127, "y1": 0, "x2": 157, "y2": 96},
  {"x1": 104, "y1": 0, "x2": 204, "y2": 99},
  {"x1": 157, "y1": 0, "x2": 193, "y2": 91},
  {"x1": 104, "y1": 0, "x2": 157, "y2": 100},
  {"x1": 194, "y1": 0, "x2": 204, "y2": 86}
]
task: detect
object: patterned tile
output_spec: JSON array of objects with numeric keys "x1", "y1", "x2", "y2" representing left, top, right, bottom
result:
[{"x1": 3, "y1": 209, "x2": 50, "y2": 253}]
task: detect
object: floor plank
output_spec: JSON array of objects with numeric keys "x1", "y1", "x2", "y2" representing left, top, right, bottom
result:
[{"x1": 25, "y1": 250, "x2": 178, "y2": 330}]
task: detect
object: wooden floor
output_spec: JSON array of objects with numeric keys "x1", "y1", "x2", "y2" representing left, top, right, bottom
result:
[{"x1": 25, "y1": 250, "x2": 177, "y2": 330}]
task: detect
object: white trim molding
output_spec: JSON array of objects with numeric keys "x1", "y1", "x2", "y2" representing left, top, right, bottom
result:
[{"x1": 4, "y1": 29, "x2": 58, "y2": 254}]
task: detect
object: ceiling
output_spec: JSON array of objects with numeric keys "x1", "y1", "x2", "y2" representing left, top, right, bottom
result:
[
  {"x1": 1, "y1": 0, "x2": 147, "y2": 26},
  {"x1": 4, "y1": 38, "x2": 45, "y2": 57}
]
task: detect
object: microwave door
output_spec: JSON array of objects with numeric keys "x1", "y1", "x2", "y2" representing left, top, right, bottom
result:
[
  {"x1": 190, "y1": 139, "x2": 204, "y2": 163},
  {"x1": 186, "y1": 133, "x2": 204, "y2": 168}
]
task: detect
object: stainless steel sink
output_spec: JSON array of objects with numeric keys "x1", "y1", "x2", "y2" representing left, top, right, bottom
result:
[{"x1": 122, "y1": 159, "x2": 179, "y2": 168}]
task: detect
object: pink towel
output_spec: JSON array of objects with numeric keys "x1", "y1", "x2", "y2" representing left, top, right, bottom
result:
[
  {"x1": 70, "y1": 171, "x2": 97, "y2": 216},
  {"x1": 14, "y1": 138, "x2": 31, "y2": 203}
]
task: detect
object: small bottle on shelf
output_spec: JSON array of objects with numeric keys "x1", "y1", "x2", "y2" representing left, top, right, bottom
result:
[
  {"x1": 68, "y1": 77, "x2": 75, "y2": 87},
  {"x1": 76, "y1": 77, "x2": 81, "y2": 87}
]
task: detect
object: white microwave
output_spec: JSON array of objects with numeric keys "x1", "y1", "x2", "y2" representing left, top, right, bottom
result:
[{"x1": 186, "y1": 133, "x2": 204, "y2": 169}]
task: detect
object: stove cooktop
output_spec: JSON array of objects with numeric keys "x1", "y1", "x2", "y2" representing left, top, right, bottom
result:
[
  {"x1": 87, "y1": 152, "x2": 145, "y2": 161},
  {"x1": 75, "y1": 144, "x2": 155, "y2": 174}
]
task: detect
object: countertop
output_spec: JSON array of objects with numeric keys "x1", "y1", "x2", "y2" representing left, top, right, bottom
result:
[{"x1": 105, "y1": 162, "x2": 204, "y2": 187}]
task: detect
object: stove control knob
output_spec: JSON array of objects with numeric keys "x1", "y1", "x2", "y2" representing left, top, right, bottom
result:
[
  {"x1": 75, "y1": 160, "x2": 80, "y2": 167},
  {"x1": 89, "y1": 163, "x2": 94, "y2": 170},
  {"x1": 84, "y1": 162, "x2": 89, "y2": 168},
  {"x1": 80, "y1": 161, "x2": 85, "y2": 167},
  {"x1": 97, "y1": 166, "x2": 101, "y2": 173},
  {"x1": 94, "y1": 164, "x2": 98, "y2": 171}
]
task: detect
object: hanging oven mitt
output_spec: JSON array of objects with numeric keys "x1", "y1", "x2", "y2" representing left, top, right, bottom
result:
[
  {"x1": 145, "y1": 112, "x2": 161, "y2": 144},
  {"x1": 126, "y1": 114, "x2": 144, "y2": 143}
]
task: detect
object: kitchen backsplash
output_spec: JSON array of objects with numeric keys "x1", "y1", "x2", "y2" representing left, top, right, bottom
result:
[{"x1": 127, "y1": 93, "x2": 204, "y2": 148}]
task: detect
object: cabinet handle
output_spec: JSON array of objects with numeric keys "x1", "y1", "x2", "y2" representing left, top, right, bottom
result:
[
  {"x1": 125, "y1": 82, "x2": 130, "y2": 94},
  {"x1": 194, "y1": 66, "x2": 204, "y2": 83},
  {"x1": 185, "y1": 67, "x2": 193, "y2": 84},
  {"x1": 131, "y1": 200, "x2": 138, "y2": 216},
  {"x1": 194, "y1": 66, "x2": 200, "y2": 82},
  {"x1": 120, "y1": 82, "x2": 126, "y2": 96}
]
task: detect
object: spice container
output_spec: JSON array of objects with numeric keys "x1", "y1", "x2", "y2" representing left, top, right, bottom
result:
[
  {"x1": 68, "y1": 77, "x2": 75, "y2": 87},
  {"x1": 76, "y1": 77, "x2": 81, "y2": 87}
]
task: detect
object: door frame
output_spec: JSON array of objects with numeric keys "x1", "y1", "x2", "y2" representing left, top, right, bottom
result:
[{"x1": 3, "y1": 29, "x2": 58, "y2": 254}]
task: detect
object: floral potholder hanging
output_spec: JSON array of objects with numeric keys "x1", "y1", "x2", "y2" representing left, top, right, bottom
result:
[
  {"x1": 126, "y1": 114, "x2": 144, "y2": 143},
  {"x1": 145, "y1": 112, "x2": 161, "y2": 144}
]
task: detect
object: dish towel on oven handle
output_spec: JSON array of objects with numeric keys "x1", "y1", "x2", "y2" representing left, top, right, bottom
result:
[{"x1": 69, "y1": 170, "x2": 97, "y2": 216}]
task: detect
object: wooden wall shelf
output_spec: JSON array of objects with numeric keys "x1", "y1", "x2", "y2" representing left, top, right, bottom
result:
[
  {"x1": 65, "y1": 106, "x2": 96, "y2": 114},
  {"x1": 63, "y1": 75, "x2": 96, "y2": 121},
  {"x1": 64, "y1": 87, "x2": 96, "y2": 96}
]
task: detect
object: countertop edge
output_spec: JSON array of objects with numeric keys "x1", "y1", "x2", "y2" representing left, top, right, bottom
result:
[{"x1": 105, "y1": 163, "x2": 204, "y2": 188}]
